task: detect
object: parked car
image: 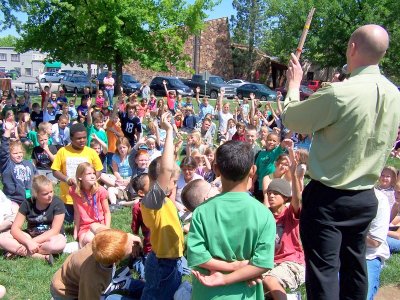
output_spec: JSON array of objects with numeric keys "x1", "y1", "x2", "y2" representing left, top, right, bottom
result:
[
  {"x1": 308, "y1": 80, "x2": 321, "y2": 92},
  {"x1": 61, "y1": 75, "x2": 96, "y2": 94},
  {"x1": 39, "y1": 72, "x2": 63, "y2": 83},
  {"x1": 236, "y1": 83, "x2": 277, "y2": 101},
  {"x1": 150, "y1": 76, "x2": 193, "y2": 97},
  {"x1": 97, "y1": 72, "x2": 141, "y2": 94},
  {"x1": 59, "y1": 69, "x2": 86, "y2": 76},
  {"x1": 5, "y1": 69, "x2": 20, "y2": 79},
  {"x1": 181, "y1": 74, "x2": 235, "y2": 98},
  {"x1": 275, "y1": 85, "x2": 314, "y2": 101},
  {"x1": 226, "y1": 79, "x2": 249, "y2": 87}
]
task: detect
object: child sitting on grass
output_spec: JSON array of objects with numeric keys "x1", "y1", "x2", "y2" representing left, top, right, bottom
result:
[
  {"x1": 130, "y1": 174, "x2": 152, "y2": 280},
  {"x1": 261, "y1": 140, "x2": 304, "y2": 299},
  {"x1": 0, "y1": 126, "x2": 37, "y2": 205},
  {"x1": 0, "y1": 175, "x2": 66, "y2": 264},
  {"x1": 31, "y1": 130, "x2": 58, "y2": 183},
  {"x1": 70, "y1": 162, "x2": 111, "y2": 248},
  {"x1": 187, "y1": 140, "x2": 276, "y2": 299}
]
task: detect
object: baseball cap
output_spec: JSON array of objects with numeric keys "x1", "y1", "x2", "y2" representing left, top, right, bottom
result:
[{"x1": 267, "y1": 179, "x2": 291, "y2": 197}]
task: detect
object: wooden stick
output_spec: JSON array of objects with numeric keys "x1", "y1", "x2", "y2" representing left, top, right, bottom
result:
[{"x1": 295, "y1": 7, "x2": 316, "y2": 59}]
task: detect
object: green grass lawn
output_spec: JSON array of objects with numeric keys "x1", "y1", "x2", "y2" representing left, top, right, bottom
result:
[{"x1": 0, "y1": 94, "x2": 399, "y2": 299}]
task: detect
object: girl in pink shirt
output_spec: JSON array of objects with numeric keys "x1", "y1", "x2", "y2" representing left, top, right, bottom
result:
[
  {"x1": 95, "y1": 81, "x2": 106, "y2": 107},
  {"x1": 70, "y1": 162, "x2": 111, "y2": 248}
]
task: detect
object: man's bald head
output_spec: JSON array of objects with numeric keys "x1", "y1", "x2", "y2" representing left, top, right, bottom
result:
[{"x1": 347, "y1": 24, "x2": 389, "y2": 71}]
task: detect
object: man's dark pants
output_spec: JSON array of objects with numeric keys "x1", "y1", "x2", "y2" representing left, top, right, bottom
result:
[{"x1": 300, "y1": 180, "x2": 378, "y2": 300}]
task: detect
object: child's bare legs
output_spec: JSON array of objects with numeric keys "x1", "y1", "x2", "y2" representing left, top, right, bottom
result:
[
  {"x1": 0, "y1": 231, "x2": 62, "y2": 262},
  {"x1": 0, "y1": 231, "x2": 30, "y2": 256},
  {"x1": 90, "y1": 223, "x2": 108, "y2": 235},
  {"x1": 107, "y1": 187, "x2": 118, "y2": 205},
  {"x1": 263, "y1": 276, "x2": 287, "y2": 300},
  {"x1": 0, "y1": 284, "x2": 6, "y2": 298},
  {"x1": 78, "y1": 231, "x2": 95, "y2": 248},
  {"x1": 37, "y1": 234, "x2": 66, "y2": 254}
]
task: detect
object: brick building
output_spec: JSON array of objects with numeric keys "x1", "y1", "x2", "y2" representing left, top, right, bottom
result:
[{"x1": 124, "y1": 17, "x2": 287, "y2": 88}]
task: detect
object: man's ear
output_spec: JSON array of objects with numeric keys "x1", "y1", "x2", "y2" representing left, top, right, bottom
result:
[
  {"x1": 213, "y1": 162, "x2": 221, "y2": 177},
  {"x1": 137, "y1": 190, "x2": 145, "y2": 197},
  {"x1": 248, "y1": 165, "x2": 257, "y2": 179}
]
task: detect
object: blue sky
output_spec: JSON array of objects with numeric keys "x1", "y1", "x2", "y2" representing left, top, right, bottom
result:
[{"x1": 0, "y1": 0, "x2": 236, "y2": 37}]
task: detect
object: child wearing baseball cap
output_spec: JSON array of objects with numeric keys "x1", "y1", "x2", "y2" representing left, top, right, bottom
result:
[{"x1": 262, "y1": 143, "x2": 305, "y2": 299}]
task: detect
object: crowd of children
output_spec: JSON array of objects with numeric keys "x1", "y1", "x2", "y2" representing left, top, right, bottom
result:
[{"x1": 0, "y1": 82, "x2": 399, "y2": 300}]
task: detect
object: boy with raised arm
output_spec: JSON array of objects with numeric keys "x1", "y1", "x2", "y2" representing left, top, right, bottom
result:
[
  {"x1": 140, "y1": 112, "x2": 184, "y2": 300},
  {"x1": 262, "y1": 140, "x2": 305, "y2": 300},
  {"x1": 188, "y1": 140, "x2": 276, "y2": 299}
]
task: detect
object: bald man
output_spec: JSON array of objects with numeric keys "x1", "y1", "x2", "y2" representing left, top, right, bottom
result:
[{"x1": 281, "y1": 24, "x2": 400, "y2": 300}]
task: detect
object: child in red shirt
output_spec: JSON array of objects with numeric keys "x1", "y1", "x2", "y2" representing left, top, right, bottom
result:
[{"x1": 130, "y1": 173, "x2": 151, "y2": 279}]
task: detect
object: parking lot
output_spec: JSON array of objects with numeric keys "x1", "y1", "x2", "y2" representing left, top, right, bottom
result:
[{"x1": 10, "y1": 75, "x2": 62, "y2": 95}]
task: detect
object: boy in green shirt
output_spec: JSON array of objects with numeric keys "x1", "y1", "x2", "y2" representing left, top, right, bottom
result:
[
  {"x1": 187, "y1": 140, "x2": 276, "y2": 300},
  {"x1": 86, "y1": 98, "x2": 108, "y2": 149}
]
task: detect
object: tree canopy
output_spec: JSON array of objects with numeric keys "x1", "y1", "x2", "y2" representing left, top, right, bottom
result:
[
  {"x1": 261, "y1": 0, "x2": 400, "y2": 82},
  {"x1": 0, "y1": 34, "x2": 18, "y2": 47},
  {"x1": 14, "y1": 0, "x2": 217, "y2": 92},
  {"x1": 230, "y1": 0, "x2": 269, "y2": 80}
]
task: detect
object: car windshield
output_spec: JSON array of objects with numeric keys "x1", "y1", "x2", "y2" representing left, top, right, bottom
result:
[
  {"x1": 209, "y1": 77, "x2": 225, "y2": 84},
  {"x1": 75, "y1": 77, "x2": 88, "y2": 83},
  {"x1": 257, "y1": 84, "x2": 272, "y2": 92},
  {"x1": 300, "y1": 86, "x2": 314, "y2": 94},
  {"x1": 169, "y1": 78, "x2": 185, "y2": 86},
  {"x1": 123, "y1": 74, "x2": 138, "y2": 82}
]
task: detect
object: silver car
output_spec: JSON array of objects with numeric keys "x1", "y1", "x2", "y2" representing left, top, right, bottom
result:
[
  {"x1": 39, "y1": 72, "x2": 63, "y2": 83},
  {"x1": 61, "y1": 75, "x2": 96, "y2": 94}
]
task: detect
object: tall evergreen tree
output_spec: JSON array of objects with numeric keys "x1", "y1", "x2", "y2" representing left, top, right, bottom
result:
[{"x1": 230, "y1": 0, "x2": 269, "y2": 80}]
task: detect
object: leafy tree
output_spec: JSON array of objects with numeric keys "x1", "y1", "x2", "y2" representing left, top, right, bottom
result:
[
  {"x1": 0, "y1": 34, "x2": 17, "y2": 47},
  {"x1": 0, "y1": 0, "x2": 24, "y2": 30},
  {"x1": 230, "y1": 0, "x2": 269, "y2": 80},
  {"x1": 15, "y1": 0, "x2": 217, "y2": 93},
  {"x1": 262, "y1": 0, "x2": 400, "y2": 82}
]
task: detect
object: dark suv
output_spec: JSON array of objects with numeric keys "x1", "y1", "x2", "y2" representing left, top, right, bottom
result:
[
  {"x1": 150, "y1": 76, "x2": 193, "y2": 97},
  {"x1": 97, "y1": 72, "x2": 141, "y2": 94}
]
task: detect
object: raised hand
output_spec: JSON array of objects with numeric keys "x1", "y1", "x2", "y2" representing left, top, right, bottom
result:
[
  {"x1": 196, "y1": 86, "x2": 200, "y2": 94},
  {"x1": 160, "y1": 112, "x2": 172, "y2": 131}
]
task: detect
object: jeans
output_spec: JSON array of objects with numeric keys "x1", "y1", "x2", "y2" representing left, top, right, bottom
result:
[
  {"x1": 105, "y1": 88, "x2": 114, "y2": 106},
  {"x1": 387, "y1": 236, "x2": 400, "y2": 253},
  {"x1": 64, "y1": 204, "x2": 74, "y2": 224},
  {"x1": 107, "y1": 152, "x2": 115, "y2": 168},
  {"x1": 132, "y1": 255, "x2": 147, "y2": 280},
  {"x1": 366, "y1": 258, "x2": 382, "y2": 300},
  {"x1": 141, "y1": 251, "x2": 182, "y2": 300},
  {"x1": 300, "y1": 180, "x2": 378, "y2": 300}
]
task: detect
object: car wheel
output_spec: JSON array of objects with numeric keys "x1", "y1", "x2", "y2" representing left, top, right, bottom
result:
[
  {"x1": 210, "y1": 90, "x2": 218, "y2": 99},
  {"x1": 237, "y1": 92, "x2": 243, "y2": 99},
  {"x1": 74, "y1": 87, "x2": 78, "y2": 94},
  {"x1": 40, "y1": 78, "x2": 46, "y2": 83},
  {"x1": 261, "y1": 95, "x2": 267, "y2": 101}
]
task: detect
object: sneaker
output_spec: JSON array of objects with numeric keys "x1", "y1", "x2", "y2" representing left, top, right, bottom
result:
[{"x1": 101, "y1": 267, "x2": 132, "y2": 297}]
